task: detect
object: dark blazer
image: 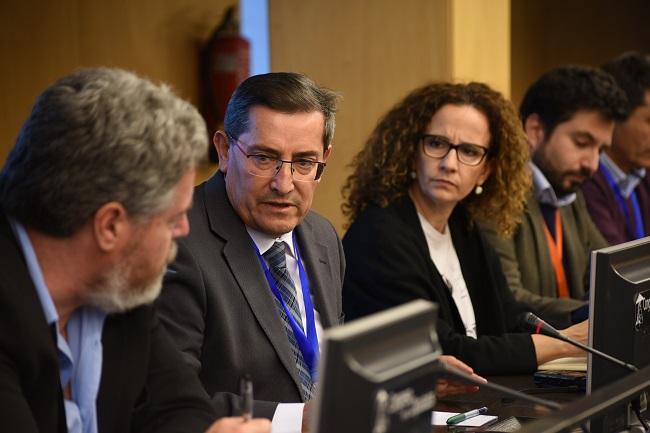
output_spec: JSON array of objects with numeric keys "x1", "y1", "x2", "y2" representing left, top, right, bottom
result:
[
  {"x1": 342, "y1": 196, "x2": 537, "y2": 375},
  {"x1": 157, "y1": 172, "x2": 345, "y2": 419},
  {"x1": 0, "y1": 212, "x2": 215, "y2": 433},
  {"x1": 582, "y1": 168, "x2": 650, "y2": 245}
]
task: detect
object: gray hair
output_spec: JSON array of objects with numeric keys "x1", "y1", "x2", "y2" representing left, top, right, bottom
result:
[
  {"x1": 224, "y1": 72, "x2": 339, "y2": 152},
  {"x1": 0, "y1": 67, "x2": 207, "y2": 237}
]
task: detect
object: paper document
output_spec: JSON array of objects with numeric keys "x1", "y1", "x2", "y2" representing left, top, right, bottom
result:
[
  {"x1": 432, "y1": 410, "x2": 497, "y2": 427},
  {"x1": 537, "y1": 356, "x2": 587, "y2": 371}
]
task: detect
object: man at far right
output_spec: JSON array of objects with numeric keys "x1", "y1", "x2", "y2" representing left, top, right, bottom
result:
[
  {"x1": 582, "y1": 52, "x2": 650, "y2": 245},
  {"x1": 484, "y1": 65, "x2": 628, "y2": 328}
]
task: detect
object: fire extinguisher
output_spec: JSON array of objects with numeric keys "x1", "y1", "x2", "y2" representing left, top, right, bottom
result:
[{"x1": 201, "y1": 6, "x2": 250, "y2": 162}]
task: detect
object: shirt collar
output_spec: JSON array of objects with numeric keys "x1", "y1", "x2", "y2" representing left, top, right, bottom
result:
[
  {"x1": 600, "y1": 152, "x2": 646, "y2": 198},
  {"x1": 9, "y1": 219, "x2": 59, "y2": 326},
  {"x1": 246, "y1": 226, "x2": 296, "y2": 258},
  {"x1": 530, "y1": 162, "x2": 577, "y2": 207}
]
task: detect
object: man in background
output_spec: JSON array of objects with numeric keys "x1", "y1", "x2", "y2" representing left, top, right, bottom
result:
[
  {"x1": 583, "y1": 52, "x2": 650, "y2": 244},
  {"x1": 483, "y1": 65, "x2": 628, "y2": 328},
  {"x1": 0, "y1": 67, "x2": 269, "y2": 433}
]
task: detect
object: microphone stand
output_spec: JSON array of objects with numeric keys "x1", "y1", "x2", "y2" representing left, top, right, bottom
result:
[
  {"x1": 521, "y1": 312, "x2": 637, "y2": 372},
  {"x1": 548, "y1": 332, "x2": 637, "y2": 373},
  {"x1": 433, "y1": 361, "x2": 562, "y2": 410}
]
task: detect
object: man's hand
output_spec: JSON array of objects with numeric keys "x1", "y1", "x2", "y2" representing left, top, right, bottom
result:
[
  {"x1": 205, "y1": 417, "x2": 271, "y2": 433},
  {"x1": 436, "y1": 355, "x2": 487, "y2": 398}
]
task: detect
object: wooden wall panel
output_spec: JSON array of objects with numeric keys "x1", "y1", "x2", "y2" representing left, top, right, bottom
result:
[
  {"x1": 451, "y1": 0, "x2": 510, "y2": 97},
  {"x1": 0, "y1": 0, "x2": 234, "y2": 180},
  {"x1": 511, "y1": 0, "x2": 650, "y2": 107}
]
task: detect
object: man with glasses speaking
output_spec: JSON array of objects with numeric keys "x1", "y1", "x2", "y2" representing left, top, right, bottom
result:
[{"x1": 156, "y1": 72, "x2": 344, "y2": 432}]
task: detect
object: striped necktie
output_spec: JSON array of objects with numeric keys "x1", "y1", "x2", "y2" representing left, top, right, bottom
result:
[{"x1": 263, "y1": 241, "x2": 314, "y2": 400}]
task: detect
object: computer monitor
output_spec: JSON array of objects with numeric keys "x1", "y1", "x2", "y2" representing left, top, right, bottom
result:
[
  {"x1": 310, "y1": 300, "x2": 441, "y2": 433},
  {"x1": 588, "y1": 237, "x2": 650, "y2": 433}
]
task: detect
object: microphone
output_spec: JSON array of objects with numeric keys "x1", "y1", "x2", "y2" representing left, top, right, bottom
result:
[
  {"x1": 521, "y1": 312, "x2": 565, "y2": 338},
  {"x1": 521, "y1": 312, "x2": 638, "y2": 373}
]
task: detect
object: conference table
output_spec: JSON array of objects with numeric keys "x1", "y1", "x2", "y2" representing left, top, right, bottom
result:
[{"x1": 433, "y1": 375, "x2": 585, "y2": 432}]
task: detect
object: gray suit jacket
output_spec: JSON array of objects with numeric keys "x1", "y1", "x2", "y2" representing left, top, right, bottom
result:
[
  {"x1": 156, "y1": 172, "x2": 345, "y2": 419},
  {"x1": 481, "y1": 191, "x2": 607, "y2": 328}
]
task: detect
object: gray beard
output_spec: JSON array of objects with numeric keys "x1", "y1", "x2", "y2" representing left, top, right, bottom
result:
[
  {"x1": 85, "y1": 242, "x2": 177, "y2": 314},
  {"x1": 86, "y1": 269, "x2": 164, "y2": 314}
]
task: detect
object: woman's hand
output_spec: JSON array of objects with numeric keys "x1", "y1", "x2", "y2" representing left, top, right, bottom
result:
[
  {"x1": 205, "y1": 417, "x2": 271, "y2": 433},
  {"x1": 436, "y1": 355, "x2": 487, "y2": 398}
]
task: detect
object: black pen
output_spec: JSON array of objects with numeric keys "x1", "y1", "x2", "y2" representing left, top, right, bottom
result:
[
  {"x1": 446, "y1": 406, "x2": 488, "y2": 425},
  {"x1": 240, "y1": 375, "x2": 253, "y2": 422}
]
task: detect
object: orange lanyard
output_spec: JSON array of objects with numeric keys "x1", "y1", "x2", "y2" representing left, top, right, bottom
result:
[{"x1": 542, "y1": 209, "x2": 570, "y2": 298}]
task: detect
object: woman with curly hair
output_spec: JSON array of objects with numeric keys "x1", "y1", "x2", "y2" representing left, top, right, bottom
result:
[{"x1": 342, "y1": 82, "x2": 586, "y2": 375}]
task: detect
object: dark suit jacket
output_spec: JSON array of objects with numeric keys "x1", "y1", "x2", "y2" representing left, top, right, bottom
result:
[
  {"x1": 342, "y1": 196, "x2": 537, "y2": 375},
  {"x1": 0, "y1": 213, "x2": 216, "y2": 433},
  {"x1": 157, "y1": 172, "x2": 345, "y2": 419}
]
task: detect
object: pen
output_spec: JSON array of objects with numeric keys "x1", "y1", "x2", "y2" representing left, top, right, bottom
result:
[
  {"x1": 240, "y1": 374, "x2": 253, "y2": 422},
  {"x1": 446, "y1": 406, "x2": 488, "y2": 425}
]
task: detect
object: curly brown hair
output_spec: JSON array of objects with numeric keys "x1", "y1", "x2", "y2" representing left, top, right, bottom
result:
[{"x1": 342, "y1": 81, "x2": 531, "y2": 237}]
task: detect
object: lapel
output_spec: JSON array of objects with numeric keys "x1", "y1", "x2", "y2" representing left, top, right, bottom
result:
[
  {"x1": 394, "y1": 196, "x2": 465, "y2": 330},
  {"x1": 560, "y1": 193, "x2": 589, "y2": 298},
  {"x1": 449, "y1": 207, "x2": 496, "y2": 333},
  {"x1": 295, "y1": 218, "x2": 336, "y2": 327},
  {"x1": 202, "y1": 173, "x2": 303, "y2": 393},
  {"x1": 524, "y1": 193, "x2": 557, "y2": 296}
]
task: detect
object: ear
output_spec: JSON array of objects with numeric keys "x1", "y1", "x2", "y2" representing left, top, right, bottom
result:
[
  {"x1": 323, "y1": 145, "x2": 332, "y2": 161},
  {"x1": 214, "y1": 131, "x2": 231, "y2": 174},
  {"x1": 477, "y1": 160, "x2": 493, "y2": 186},
  {"x1": 93, "y1": 202, "x2": 131, "y2": 253},
  {"x1": 523, "y1": 113, "x2": 546, "y2": 151}
]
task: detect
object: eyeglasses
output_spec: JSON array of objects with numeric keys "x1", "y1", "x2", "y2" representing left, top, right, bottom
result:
[
  {"x1": 420, "y1": 134, "x2": 489, "y2": 166},
  {"x1": 228, "y1": 134, "x2": 326, "y2": 182}
]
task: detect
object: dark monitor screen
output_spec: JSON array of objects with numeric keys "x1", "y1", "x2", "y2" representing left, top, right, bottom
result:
[
  {"x1": 588, "y1": 237, "x2": 650, "y2": 433},
  {"x1": 311, "y1": 300, "x2": 441, "y2": 433}
]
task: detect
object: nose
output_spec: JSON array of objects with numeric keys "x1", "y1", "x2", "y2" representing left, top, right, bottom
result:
[
  {"x1": 173, "y1": 214, "x2": 190, "y2": 238},
  {"x1": 583, "y1": 148, "x2": 600, "y2": 176},
  {"x1": 270, "y1": 161, "x2": 295, "y2": 194},
  {"x1": 439, "y1": 148, "x2": 459, "y2": 171}
]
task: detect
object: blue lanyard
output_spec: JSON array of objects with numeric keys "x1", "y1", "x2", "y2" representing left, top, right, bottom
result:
[
  {"x1": 600, "y1": 161, "x2": 645, "y2": 240},
  {"x1": 253, "y1": 233, "x2": 319, "y2": 379}
]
